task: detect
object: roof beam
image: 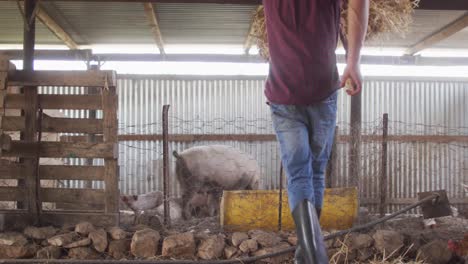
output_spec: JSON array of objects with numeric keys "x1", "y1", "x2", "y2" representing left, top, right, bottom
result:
[
  {"x1": 243, "y1": 6, "x2": 261, "y2": 55},
  {"x1": 405, "y1": 12, "x2": 468, "y2": 55},
  {"x1": 3, "y1": 50, "x2": 468, "y2": 66},
  {"x1": 19, "y1": 2, "x2": 79, "y2": 49},
  {"x1": 143, "y1": 2, "x2": 165, "y2": 55}
]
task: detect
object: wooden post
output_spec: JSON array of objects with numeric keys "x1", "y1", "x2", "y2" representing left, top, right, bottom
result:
[
  {"x1": 21, "y1": 0, "x2": 40, "y2": 223},
  {"x1": 380, "y1": 114, "x2": 389, "y2": 217},
  {"x1": 326, "y1": 126, "x2": 338, "y2": 188},
  {"x1": 349, "y1": 93, "x2": 362, "y2": 188},
  {"x1": 102, "y1": 83, "x2": 119, "y2": 216},
  {"x1": 162, "y1": 105, "x2": 171, "y2": 226},
  {"x1": 84, "y1": 64, "x2": 99, "y2": 189}
]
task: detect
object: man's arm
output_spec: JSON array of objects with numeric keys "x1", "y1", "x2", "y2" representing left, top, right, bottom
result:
[{"x1": 340, "y1": 0, "x2": 369, "y2": 96}]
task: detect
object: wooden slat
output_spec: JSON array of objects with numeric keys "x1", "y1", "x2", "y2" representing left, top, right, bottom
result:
[
  {"x1": 39, "y1": 165, "x2": 105, "y2": 181},
  {"x1": 8, "y1": 70, "x2": 116, "y2": 87},
  {"x1": 36, "y1": 5, "x2": 79, "y2": 50},
  {"x1": 0, "y1": 72, "x2": 7, "y2": 90},
  {"x1": 3, "y1": 94, "x2": 103, "y2": 110},
  {"x1": 41, "y1": 188, "x2": 105, "y2": 204},
  {"x1": 61, "y1": 134, "x2": 468, "y2": 144},
  {"x1": 2, "y1": 116, "x2": 103, "y2": 134},
  {"x1": 102, "y1": 87, "x2": 119, "y2": 214},
  {"x1": 0, "y1": 187, "x2": 26, "y2": 201},
  {"x1": 0, "y1": 163, "x2": 25, "y2": 179},
  {"x1": 4, "y1": 141, "x2": 117, "y2": 158},
  {"x1": 0, "y1": 133, "x2": 12, "y2": 150},
  {"x1": 0, "y1": 211, "x2": 118, "y2": 230}
]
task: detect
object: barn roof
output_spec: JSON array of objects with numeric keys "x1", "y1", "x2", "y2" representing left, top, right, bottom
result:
[{"x1": 0, "y1": 0, "x2": 467, "y2": 61}]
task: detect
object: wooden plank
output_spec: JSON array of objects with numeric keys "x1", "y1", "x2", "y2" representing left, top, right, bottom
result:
[
  {"x1": 0, "y1": 187, "x2": 26, "y2": 201},
  {"x1": 3, "y1": 94, "x2": 103, "y2": 110},
  {"x1": 8, "y1": 70, "x2": 117, "y2": 87},
  {"x1": 0, "y1": 211, "x2": 118, "y2": 230},
  {"x1": 0, "y1": 133, "x2": 12, "y2": 151},
  {"x1": 36, "y1": 5, "x2": 79, "y2": 50},
  {"x1": 0, "y1": 163, "x2": 26, "y2": 179},
  {"x1": 39, "y1": 165, "x2": 105, "y2": 181},
  {"x1": 0, "y1": 72, "x2": 7, "y2": 90},
  {"x1": 406, "y1": 13, "x2": 468, "y2": 55},
  {"x1": 102, "y1": 87, "x2": 119, "y2": 214},
  {"x1": 4, "y1": 141, "x2": 117, "y2": 159},
  {"x1": 143, "y1": 3, "x2": 165, "y2": 55},
  {"x1": 41, "y1": 188, "x2": 105, "y2": 204},
  {"x1": 2, "y1": 116, "x2": 103, "y2": 134},
  {"x1": 60, "y1": 134, "x2": 468, "y2": 143}
]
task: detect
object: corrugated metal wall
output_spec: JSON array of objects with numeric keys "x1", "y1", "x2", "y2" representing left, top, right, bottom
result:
[{"x1": 39, "y1": 75, "x2": 468, "y2": 212}]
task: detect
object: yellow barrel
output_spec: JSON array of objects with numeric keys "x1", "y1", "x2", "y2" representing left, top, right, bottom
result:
[{"x1": 220, "y1": 187, "x2": 358, "y2": 232}]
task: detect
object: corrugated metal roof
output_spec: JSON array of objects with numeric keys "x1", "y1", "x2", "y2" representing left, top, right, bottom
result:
[
  {"x1": 156, "y1": 3, "x2": 256, "y2": 45},
  {"x1": 0, "y1": 1, "x2": 62, "y2": 44},
  {"x1": 0, "y1": 3, "x2": 467, "y2": 50}
]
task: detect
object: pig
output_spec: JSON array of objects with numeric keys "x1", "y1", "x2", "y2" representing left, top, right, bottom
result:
[
  {"x1": 155, "y1": 198, "x2": 183, "y2": 221},
  {"x1": 173, "y1": 145, "x2": 261, "y2": 219},
  {"x1": 121, "y1": 191, "x2": 164, "y2": 222}
]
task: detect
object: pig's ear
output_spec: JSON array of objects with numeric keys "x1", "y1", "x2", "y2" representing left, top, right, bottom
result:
[
  {"x1": 133, "y1": 195, "x2": 138, "y2": 200},
  {"x1": 121, "y1": 196, "x2": 127, "y2": 202}
]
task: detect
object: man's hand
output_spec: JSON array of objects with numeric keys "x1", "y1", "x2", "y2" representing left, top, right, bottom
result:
[
  {"x1": 340, "y1": 63, "x2": 363, "y2": 96},
  {"x1": 344, "y1": 0, "x2": 369, "y2": 96}
]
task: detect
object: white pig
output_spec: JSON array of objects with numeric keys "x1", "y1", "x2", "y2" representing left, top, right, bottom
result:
[
  {"x1": 173, "y1": 145, "x2": 261, "y2": 219},
  {"x1": 121, "y1": 191, "x2": 164, "y2": 221}
]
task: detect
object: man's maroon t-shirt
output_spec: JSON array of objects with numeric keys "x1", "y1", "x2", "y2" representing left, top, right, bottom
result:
[{"x1": 264, "y1": 0, "x2": 342, "y2": 105}]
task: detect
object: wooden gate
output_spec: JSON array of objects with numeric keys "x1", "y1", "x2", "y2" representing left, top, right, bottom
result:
[{"x1": 0, "y1": 58, "x2": 119, "y2": 229}]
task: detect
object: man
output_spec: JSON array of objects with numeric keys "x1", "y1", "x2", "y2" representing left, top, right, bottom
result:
[{"x1": 264, "y1": 0, "x2": 369, "y2": 263}]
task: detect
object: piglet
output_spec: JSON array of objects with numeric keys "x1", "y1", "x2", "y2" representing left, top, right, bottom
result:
[{"x1": 121, "y1": 191, "x2": 164, "y2": 222}]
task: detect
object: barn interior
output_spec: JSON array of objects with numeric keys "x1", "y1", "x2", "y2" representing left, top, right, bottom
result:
[{"x1": 0, "y1": 0, "x2": 467, "y2": 263}]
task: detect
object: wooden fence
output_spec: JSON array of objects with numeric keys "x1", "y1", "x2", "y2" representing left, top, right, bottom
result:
[{"x1": 0, "y1": 59, "x2": 119, "y2": 229}]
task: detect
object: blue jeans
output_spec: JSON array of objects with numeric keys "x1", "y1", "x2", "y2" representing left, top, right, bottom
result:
[{"x1": 270, "y1": 92, "x2": 337, "y2": 212}]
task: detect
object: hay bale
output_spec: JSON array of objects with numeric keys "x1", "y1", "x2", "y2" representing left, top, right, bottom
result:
[{"x1": 252, "y1": 0, "x2": 420, "y2": 60}]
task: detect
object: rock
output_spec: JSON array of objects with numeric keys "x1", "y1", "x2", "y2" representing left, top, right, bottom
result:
[
  {"x1": 128, "y1": 224, "x2": 150, "y2": 232},
  {"x1": 36, "y1": 246, "x2": 61, "y2": 259},
  {"x1": 346, "y1": 233, "x2": 374, "y2": 250},
  {"x1": 131, "y1": 228, "x2": 160, "y2": 258},
  {"x1": 198, "y1": 235, "x2": 226, "y2": 260},
  {"x1": 89, "y1": 229, "x2": 108, "y2": 253},
  {"x1": 108, "y1": 227, "x2": 127, "y2": 240},
  {"x1": 48, "y1": 232, "x2": 78, "y2": 247},
  {"x1": 0, "y1": 233, "x2": 28, "y2": 246},
  {"x1": 74, "y1": 222, "x2": 95, "y2": 236},
  {"x1": 0, "y1": 244, "x2": 37, "y2": 259},
  {"x1": 372, "y1": 230, "x2": 404, "y2": 255},
  {"x1": 136, "y1": 213, "x2": 164, "y2": 231},
  {"x1": 224, "y1": 246, "x2": 238, "y2": 259},
  {"x1": 161, "y1": 232, "x2": 196, "y2": 258},
  {"x1": 24, "y1": 226, "x2": 57, "y2": 240},
  {"x1": 252, "y1": 242, "x2": 292, "y2": 264},
  {"x1": 68, "y1": 247, "x2": 101, "y2": 260},
  {"x1": 231, "y1": 232, "x2": 249, "y2": 247},
  {"x1": 108, "y1": 239, "x2": 131, "y2": 260},
  {"x1": 64, "y1": 238, "x2": 91, "y2": 249},
  {"x1": 287, "y1": 235, "x2": 298, "y2": 246},
  {"x1": 249, "y1": 230, "x2": 282, "y2": 248},
  {"x1": 417, "y1": 240, "x2": 452, "y2": 264},
  {"x1": 239, "y1": 239, "x2": 258, "y2": 253}
]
